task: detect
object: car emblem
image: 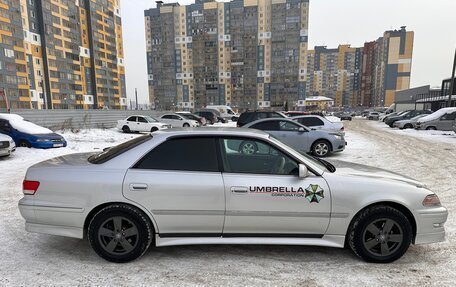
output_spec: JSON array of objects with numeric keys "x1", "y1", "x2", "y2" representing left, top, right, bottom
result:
[{"x1": 305, "y1": 184, "x2": 324, "y2": 203}]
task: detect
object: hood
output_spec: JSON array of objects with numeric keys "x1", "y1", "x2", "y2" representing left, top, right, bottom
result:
[
  {"x1": 30, "y1": 152, "x2": 96, "y2": 169},
  {"x1": 329, "y1": 160, "x2": 426, "y2": 188},
  {"x1": 33, "y1": 133, "x2": 65, "y2": 140}
]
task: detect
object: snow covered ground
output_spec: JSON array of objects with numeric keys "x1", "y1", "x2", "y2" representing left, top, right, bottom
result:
[{"x1": 0, "y1": 120, "x2": 455, "y2": 286}]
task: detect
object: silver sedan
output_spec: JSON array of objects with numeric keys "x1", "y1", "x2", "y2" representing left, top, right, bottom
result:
[
  {"x1": 243, "y1": 118, "x2": 346, "y2": 157},
  {"x1": 19, "y1": 128, "x2": 447, "y2": 263}
]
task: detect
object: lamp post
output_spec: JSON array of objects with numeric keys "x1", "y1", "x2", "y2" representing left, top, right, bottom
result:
[{"x1": 447, "y1": 48, "x2": 456, "y2": 107}]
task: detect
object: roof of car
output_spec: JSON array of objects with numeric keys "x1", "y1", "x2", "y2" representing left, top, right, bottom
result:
[
  {"x1": 0, "y1": 113, "x2": 24, "y2": 121},
  {"x1": 154, "y1": 127, "x2": 270, "y2": 138}
]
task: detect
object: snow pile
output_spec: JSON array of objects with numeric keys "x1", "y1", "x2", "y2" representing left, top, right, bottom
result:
[{"x1": 0, "y1": 113, "x2": 52, "y2": 134}]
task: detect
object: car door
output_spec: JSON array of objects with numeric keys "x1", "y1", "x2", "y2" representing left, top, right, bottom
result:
[
  {"x1": 159, "y1": 115, "x2": 174, "y2": 127},
  {"x1": 123, "y1": 137, "x2": 225, "y2": 235},
  {"x1": 136, "y1": 116, "x2": 149, "y2": 132},
  {"x1": 219, "y1": 137, "x2": 331, "y2": 236},
  {"x1": 125, "y1": 116, "x2": 137, "y2": 131},
  {"x1": 438, "y1": 112, "x2": 456, "y2": 130}
]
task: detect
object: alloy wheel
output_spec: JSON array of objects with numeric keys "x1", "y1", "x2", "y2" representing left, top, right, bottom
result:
[
  {"x1": 362, "y1": 218, "x2": 403, "y2": 257},
  {"x1": 98, "y1": 216, "x2": 139, "y2": 256}
]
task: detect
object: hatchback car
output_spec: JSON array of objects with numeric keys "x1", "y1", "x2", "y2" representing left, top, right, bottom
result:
[
  {"x1": 19, "y1": 128, "x2": 447, "y2": 264},
  {"x1": 292, "y1": 115, "x2": 345, "y2": 133},
  {"x1": 237, "y1": 111, "x2": 286, "y2": 127},
  {"x1": 0, "y1": 133, "x2": 15, "y2": 157},
  {"x1": 244, "y1": 118, "x2": 346, "y2": 157},
  {"x1": 0, "y1": 114, "x2": 66, "y2": 148},
  {"x1": 415, "y1": 107, "x2": 456, "y2": 131}
]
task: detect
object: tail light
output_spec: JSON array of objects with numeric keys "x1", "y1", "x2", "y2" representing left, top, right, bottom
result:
[{"x1": 23, "y1": 180, "x2": 40, "y2": 195}]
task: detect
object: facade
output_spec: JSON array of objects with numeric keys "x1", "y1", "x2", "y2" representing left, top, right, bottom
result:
[
  {"x1": 304, "y1": 96, "x2": 333, "y2": 110},
  {"x1": 306, "y1": 45, "x2": 362, "y2": 107},
  {"x1": 0, "y1": 0, "x2": 126, "y2": 110},
  {"x1": 145, "y1": 0, "x2": 310, "y2": 111}
]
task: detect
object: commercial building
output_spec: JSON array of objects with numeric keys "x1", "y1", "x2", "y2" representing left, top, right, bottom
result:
[
  {"x1": 0, "y1": 0, "x2": 126, "y2": 110},
  {"x1": 145, "y1": 0, "x2": 309, "y2": 111}
]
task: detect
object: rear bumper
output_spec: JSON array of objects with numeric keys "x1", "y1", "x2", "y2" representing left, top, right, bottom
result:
[{"x1": 414, "y1": 206, "x2": 448, "y2": 245}]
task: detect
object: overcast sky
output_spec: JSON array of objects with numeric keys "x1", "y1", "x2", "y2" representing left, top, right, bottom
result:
[{"x1": 120, "y1": 0, "x2": 456, "y2": 104}]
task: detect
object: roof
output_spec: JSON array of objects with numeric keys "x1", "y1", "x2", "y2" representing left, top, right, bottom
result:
[
  {"x1": 305, "y1": 96, "x2": 334, "y2": 102},
  {"x1": 154, "y1": 127, "x2": 270, "y2": 138}
]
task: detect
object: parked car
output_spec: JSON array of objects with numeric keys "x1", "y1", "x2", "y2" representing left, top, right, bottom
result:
[
  {"x1": 244, "y1": 118, "x2": 346, "y2": 157},
  {"x1": 19, "y1": 128, "x2": 447, "y2": 263},
  {"x1": 381, "y1": 110, "x2": 407, "y2": 122},
  {"x1": 117, "y1": 115, "x2": 169, "y2": 133},
  {"x1": 339, "y1": 113, "x2": 353, "y2": 121},
  {"x1": 368, "y1": 112, "x2": 380, "y2": 120},
  {"x1": 205, "y1": 105, "x2": 239, "y2": 121},
  {"x1": 159, "y1": 113, "x2": 200, "y2": 128},
  {"x1": 237, "y1": 111, "x2": 287, "y2": 127},
  {"x1": 194, "y1": 110, "x2": 219, "y2": 125},
  {"x1": 0, "y1": 114, "x2": 66, "y2": 148},
  {"x1": 292, "y1": 115, "x2": 345, "y2": 133},
  {"x1": 393, "y1": 114, "x2": 428, "y2": 129},
  {"x1": 176, "y1": 111, "x2": 207, "y2": 126},
  {"x1": 385, "y1": 110, "x2": 432, "y2": 127},
  {"x1": 200, "y1": 108, "x2": 226, "y2": 123},
  {"x1": 0, "y1": 133, "x2": 15, "y2": 157},
  {"x1": 415, "y1": 107, "x2": 456, "y2": 131}
]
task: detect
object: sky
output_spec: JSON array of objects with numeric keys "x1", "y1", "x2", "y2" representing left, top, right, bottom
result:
[{"x1": 120, "y1": 0, "x2": 456, "y2": 105}]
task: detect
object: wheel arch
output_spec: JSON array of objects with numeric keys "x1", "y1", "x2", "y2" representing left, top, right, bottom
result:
[
  {"x1": 345, "y1": 201, "x2": 417, "y2": 245},
  {"x1": 83, "y1": 201, "x2": 159, "y2": 240}
]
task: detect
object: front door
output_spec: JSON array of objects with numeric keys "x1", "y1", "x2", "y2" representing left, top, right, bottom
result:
[
  {"x1": 123, "y1": 137, "x2": 225, "y2": 236},
  {"x1": 218, "y1": 137, "x2": 331, "y2": 237}
]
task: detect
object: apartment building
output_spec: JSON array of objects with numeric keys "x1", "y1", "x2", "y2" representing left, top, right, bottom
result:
[
  {"x1": 0, "y1": 0, "x2": 126, "y2": 110},
  {"x1": 145, "y1": 0, "x2": 309, "y2": 111},
  {"x1": 307, "y1": 45, "x2": 362, "y2": 107}
]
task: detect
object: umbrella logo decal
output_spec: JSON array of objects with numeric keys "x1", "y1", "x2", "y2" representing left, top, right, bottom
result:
[{"x1": 305, "y1": 184, "x2": 324, "y2": 203}]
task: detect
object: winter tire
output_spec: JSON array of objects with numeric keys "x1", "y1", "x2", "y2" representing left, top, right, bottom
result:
[
  {"x1": 426, "y1": 126, "x2": 437, "y2": 130},
  {"x1": 122, "y1": 126, "x2": 131, "y2": 133},
  {"x1": 403, "y1": 124, "x2": 413, "y2": 129},
  {"x1": 183, "y1": 123, "x2": 190, "y2": 127},
  {"x1": 312, "y1": 140, "x2": 331, "y2": 157},
  {"x1": 150, "y1": 127, "x2": 158, "y2": 132},
  {"x1": 18, "y1": 140, "x2": 31, "y2": 148},
  {"x1": 88, "y1": 204, "x2": 153, "y2": 263},
  {"x1": 348, "y1": 205, "x2": 412, "y2": 263}
]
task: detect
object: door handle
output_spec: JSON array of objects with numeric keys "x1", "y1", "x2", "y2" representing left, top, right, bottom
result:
[
  {"x1": 130, "y1": 183, "x2": 148, "y2": 190},
  {"x1": 231, "y1": 186, "x2": 248, "y2": 193}
]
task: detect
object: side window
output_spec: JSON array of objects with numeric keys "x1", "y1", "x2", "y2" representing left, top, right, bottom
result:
[
  {"x1": 256, "y1": 113, "x2": 268, "y2": 120},
  {"x1": 137, "y1": 117, "x2": 147, "y2": 123},
  {"x1": 127, "y1": 116, "x2": 136, "y2": 122},
  {"x1": 135, "y1": 137, "x2": 219, "y2": 172},
  {"x1": 268, "y1": 112, "x2": 283, "y2": 118},
  {"x1": 162, "y1": 115, "x2": 172, "y2": 119},
  {"x1": 172, "y1": 115, "x2": 181, "y2": 120},
  {"x1": 220, "y1": 138, "x2": 299, "y2": 176},
  {"x1": 0, "y1": 120, "x2": 11, "y2": 132},
  {"x1": 441, "y1": 112, "x2": 456, "y2": 121},
  {"x1": 279, "y1": 121, "x2": 301, "y2": 131},
  {"x1": 297, "y1": 118, "x2": 312, "y2": 127},
  {"x1": 250, "y1": 121, "x2": 279, "y2": 131},
  {"x1": 298, "y1": 117, "x2": 323, "y2": 127}
]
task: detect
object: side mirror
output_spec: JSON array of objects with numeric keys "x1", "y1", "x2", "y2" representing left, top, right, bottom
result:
[
  {"x1": 298, "y1": 127, "x2": 305, "y2": 132},
  {"x1": 299, "y1": 164, "x2": 308, "y2": 179}
]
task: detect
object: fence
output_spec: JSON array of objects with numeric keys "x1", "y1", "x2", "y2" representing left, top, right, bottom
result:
[{"x1": 0, "y1": 109, "x2": 162, "y2": 131}]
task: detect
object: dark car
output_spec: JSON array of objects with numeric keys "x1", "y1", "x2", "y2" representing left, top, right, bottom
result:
[
  {"x1": 339, "y1": 113, "x2": 353, "y2": 121},
  {"x1": 385, "y1": 110, "x2": 432, "y2": 127},
  {"x1": 237, "y1": 111, "x2": 287, "y2": 127},
  {"x1": 194, "y1": 110, "x2": 218, "y2": 125}
]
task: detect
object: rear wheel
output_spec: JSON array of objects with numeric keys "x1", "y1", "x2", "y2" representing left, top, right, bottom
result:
[
  {"x1": 183, "y1": 123, "x2": 190, "y2": 127},
  {"x1": 311, "y1": 140, "x2": 331, "y2": 157},
  {"x1": 88, "y1": 204, "x2": 153, "y2": 263},
  {"x1": 426, "y1": 126, "x2": 437, "y2": 130},
  {"x1": 18, "y1": 140, "x2": 31, "y2": 148},
  {"x1": 348, "y1": 205, "x2": 412, "y2": 263},
  {"x1": 403, "y1": 124, "x2": 413, "y2": 129},
  {"x1": 239, "y1": 141, "x2": 258, "y2": 154},
  {"x1": 122, "y1": 126, "x2": 131, "y2": 133}
]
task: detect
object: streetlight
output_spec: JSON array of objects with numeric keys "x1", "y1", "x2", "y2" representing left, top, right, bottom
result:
[{"x1": 447, "y1": 48, "x2": 456, "y2": 107}]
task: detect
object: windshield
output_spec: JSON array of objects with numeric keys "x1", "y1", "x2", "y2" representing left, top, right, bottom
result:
[
  {"x1": 88, "y1": 135, "x2": 152, "y2": 164},
  {"x1": 411, "y1": 114, "x2": 426, "y2": 120},
  {"x1": 144, "y1": 116, "x2": 159, "y2": 123}
]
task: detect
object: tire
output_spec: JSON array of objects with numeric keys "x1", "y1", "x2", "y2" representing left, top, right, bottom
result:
[
  {"x1": 403, "y1": 124, "x2": 413, "y2": 129},
  {"x1": 311, "y1": 140, "x2": 331, "y2": 157},
  {"x1": 183, "y1": 123, "x2": 190, "y2": 127},
  {"x1": 426, "y1": 126, "x2": 437, "y2": 130},
  {"x1": 150, "y1": 127, "x2": 158, "y2": 133},
  {"x1": 18, "y1": 140, "x2": 31, "y2": 148},
  {"x1": 88, "y1": 204, "x2": 153, "y2": 263},
  {"x1": 122, "y1": 126, "x2": 131, "y2": 133},
  {"x1": 239, "y1": 141, "x2": 258, "y2": 154},
  {"x1": 348, "y1": 205, "x2": 412, "y2": 263}
]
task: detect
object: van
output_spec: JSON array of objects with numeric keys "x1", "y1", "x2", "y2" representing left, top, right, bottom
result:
[
  {"x1": 205, "y1": 105, "x2": 239, "y2": 121},
  {"x1": 415, "y1": 107, "x2": 456, "y2": 131}
]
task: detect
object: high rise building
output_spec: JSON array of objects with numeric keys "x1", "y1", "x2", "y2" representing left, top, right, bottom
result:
[
  {"x1": 0, "y1": 0, "x2": 126, "y2": 110},
  {"x1": 145, "y1": 0, "x2": 309, "y2": 111},
  {"x1": 306, "y1": 45, "x2": 362, "y2": 107}
]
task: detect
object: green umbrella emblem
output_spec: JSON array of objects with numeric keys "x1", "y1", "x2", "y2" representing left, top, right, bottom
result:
[{"x1": 305, "y1": 184, "x2": 324, "y2": 203}]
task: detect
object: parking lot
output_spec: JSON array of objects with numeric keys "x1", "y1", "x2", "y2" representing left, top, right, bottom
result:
[{"x1": 0, "y1": 119, "x2": 455, "y2": 286}]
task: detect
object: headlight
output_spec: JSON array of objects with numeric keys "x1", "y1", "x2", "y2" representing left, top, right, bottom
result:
[
  {"x1": 422, "y1": 194, "x2": 441, "y2": 207},
  {"x1": 332, "y1": 134, "x2": 342, "y2": 140},
  {"x1": 36, "y1": 139, "x2": 50, "y2": 142},
  {"x1": 161, "y1": 125, "x2": 168, "y2": 129}
]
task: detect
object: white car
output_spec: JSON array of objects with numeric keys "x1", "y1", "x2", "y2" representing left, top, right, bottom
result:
[
  {"x1": 19, "y1": 128, "x2": 447, "y2": 263},
  {"x1": 368, "y1": 112, "x2": 380, "y2": 120},
  {"x1": 117, "y1": 115, "x2": 169, "y2": 133},
  {"x1": 292, "y1": 115, "x2": 345, "y2": 133},
  {"x1": 159, "y1": 113, "x2": 199, "y2": 128},
  {"x1": 0, "y1": 133, "x2": 15, "y2": 157}
]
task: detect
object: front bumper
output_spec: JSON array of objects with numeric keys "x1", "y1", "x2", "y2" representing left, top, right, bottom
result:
[
  {"x1": 32, "y1": 141, "x2": 67, "y2": 149},
  {"x1": 0, "y1": 146, "x2": 15, "y2": 156},
  {"x1": 414, "y1": 206, "x2": 448, "y2": 245},
  {"x1": 332, "y1": 138, "x2": 346, "y2": 152}
]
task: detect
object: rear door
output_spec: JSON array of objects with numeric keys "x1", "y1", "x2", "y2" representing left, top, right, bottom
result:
[
  {"x1": 123, "y1": 137, "x2": 225, "y2": 236},
  {"x1": 219, "y1": 137, "x2": 331, "y2": 237},
  {"x1": 438, "y1": 112, "x2": 456, "y2": 130}
]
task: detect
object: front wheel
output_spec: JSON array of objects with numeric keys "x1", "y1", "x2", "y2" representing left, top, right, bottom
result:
[
  {"x1": 311, "y1": 140, "x2": 331, "y2": 157},
  {"x1": 183, "y1": 123, "x2": 190, "y2": 127},
  {"x1": 348, "y1": 205, "x2": 412, "y2": 263},
  {"x1": 403, "y1": 124, "x2": 413, "y2": 129},
  {"x1": 150, "y1": 127, "x2": 158, "y2": 133},
  {"x1": 18, "y1": 140, "x2": 31, "y2": 148},
  {"x1": 88, "y1": 204, "x2": 153, "y2": 263},
  {"x1": 122, "y1": 126, "x2": 131, "y2": 133}
]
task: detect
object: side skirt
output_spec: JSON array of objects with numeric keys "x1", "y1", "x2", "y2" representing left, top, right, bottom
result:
[{"x1": 155, "y1": 234, "x2": 346, "y2": 248}]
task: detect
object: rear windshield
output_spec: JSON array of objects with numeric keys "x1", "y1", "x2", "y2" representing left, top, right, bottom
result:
[{"x1": 88, "y1": 135, "x2": 152, "y2": 164}]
